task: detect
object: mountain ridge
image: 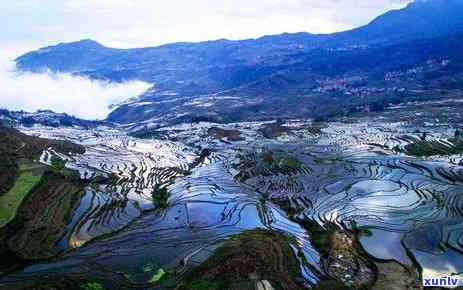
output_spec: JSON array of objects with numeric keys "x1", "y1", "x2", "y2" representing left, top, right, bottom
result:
[{"x1": 14, "y1": 0, "x2": 463, "y2": 125}]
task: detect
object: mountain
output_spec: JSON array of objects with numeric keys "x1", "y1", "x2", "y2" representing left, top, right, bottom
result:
[
  {"x1": 15, "y1": 0, "x2": 463, "y2": 125},
  {"x1": 0, "y1": 109, "x2": 110, "y2": 128},
  {"x1": 332, "y1": 0, "x2": 463, "y2": 45}
]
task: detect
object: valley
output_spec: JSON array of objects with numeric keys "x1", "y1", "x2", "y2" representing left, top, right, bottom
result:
[
  {"x1": 1, "y1": 101, "x2": 462, "y2": 289},
  {"x1": 13, "y1": 1, "x2": 463, "y2": 125},
  {"x1": 2, "y1": 1, "x2": 463, "y2": 289}
]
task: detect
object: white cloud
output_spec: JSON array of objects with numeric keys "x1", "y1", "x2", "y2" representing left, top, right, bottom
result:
[
  {"x1": 0, "y1": 1, "x2": 412, "y2": 49},
  {"x1": 0, "y1": 1, "x2": 412, "y2": 120},
  {"x1": 78, "y1": 0, "x2": 413, "y2": 48},
  {"x1": 0, "y1": 51, "x2": 151, "y2": 120}
]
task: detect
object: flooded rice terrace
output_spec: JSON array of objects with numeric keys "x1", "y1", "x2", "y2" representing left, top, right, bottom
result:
[{"x1": 1, "y1": 110, "x2": 463, "y2": 289}]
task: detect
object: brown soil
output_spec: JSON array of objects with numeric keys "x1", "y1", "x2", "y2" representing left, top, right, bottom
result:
[
  {"x1": 4, "y1": 171, "x2": 85, "y2": 260},
  {"x1": 178, "y1": 229, "x2": 304, "y2": 290},
  {"x1": 207, "y1": 127, "x2": 244, "y2": 141},
  {"x1": 324, "y1": 231, "x2": 376, "y2": 289},
  {"x1": 372, "y1": 262, "x2": 421, "y2": 290}
]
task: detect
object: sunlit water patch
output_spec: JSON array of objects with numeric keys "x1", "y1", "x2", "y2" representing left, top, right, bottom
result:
[
  {"x1": 1, "y1": 120, "x2": 463, "y2": 289},
  {"x1": 16, "y1": 126, "x2": 198, "y2": 249}
]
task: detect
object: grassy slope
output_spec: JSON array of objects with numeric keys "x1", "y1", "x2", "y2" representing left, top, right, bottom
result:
[
  {"x1": 6, "y1": 171, "x2": 85, "y2": 259},
  {"x1": 177, "y1": 229, "x2": 303, "y2": 290},
  {"x1": 0, "y1": 126, "x2": 85, "y2": 194},
  {"x1": 403, "y1": 138, "x2": 463, "y2": 157},
  {"x1": 0, "y1": 162, "x2": 44, "y2": 228},
  {"x1": 0, "y1": 126, "x2": 89, "y2": 269}
]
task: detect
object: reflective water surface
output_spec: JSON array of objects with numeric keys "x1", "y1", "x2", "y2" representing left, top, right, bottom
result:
[{"x1": 1, "y1": 115, "x2": 463, "y2": 289}]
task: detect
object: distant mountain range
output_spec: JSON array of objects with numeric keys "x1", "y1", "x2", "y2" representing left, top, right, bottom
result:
[
  {"x1": 0, "y1": 109, "x2": 109, "y2": 129},
  {"x1": 15, "y1": 0, "x2": 463, "y2": 125}
]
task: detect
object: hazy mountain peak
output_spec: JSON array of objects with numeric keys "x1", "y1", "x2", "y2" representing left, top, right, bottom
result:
[
  {"x1": 406, "y1": 0, "x2": 463, "y2": 10},
  {"x1": 63, "y1": 39, "x2": 104, "y2": 48},
  {"x1": 49, "y1": 39, "x2": 106, "y2": 51},
  {"x1": 411, "y1": 0, "x2": 462, "y2": 5},
  {"x1": 12, "y1": 0, "x2": 463, "y2": 124},
  {"x1": 15, "y1": 39, "x2": 114, "y2": 73}
]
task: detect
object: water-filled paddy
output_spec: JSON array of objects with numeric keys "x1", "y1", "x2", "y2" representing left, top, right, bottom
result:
[{"x1": 1, "y1": 115, "x2": 462, "y2": 289}]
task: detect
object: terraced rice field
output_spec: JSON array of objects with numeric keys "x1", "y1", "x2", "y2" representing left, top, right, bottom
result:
[{"x1": 1, "y1": 107, "x2": 463, "y2": 289}]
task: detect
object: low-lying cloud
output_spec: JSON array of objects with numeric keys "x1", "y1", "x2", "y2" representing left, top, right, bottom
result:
[{"x1": 0, "y1": 52, "x2": 151, "y2": 120}]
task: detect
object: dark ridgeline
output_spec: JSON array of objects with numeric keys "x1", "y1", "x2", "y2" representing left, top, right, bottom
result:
[
  {"x1": 15, "y1": 0, "x2": 463, "y2": 124},
  {"x1": 0, "y1": 109, "x2": 110, "y2": 128}
]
